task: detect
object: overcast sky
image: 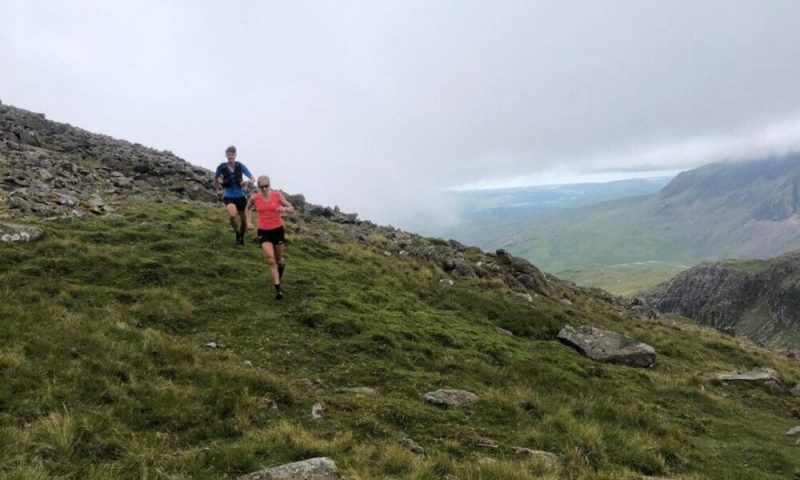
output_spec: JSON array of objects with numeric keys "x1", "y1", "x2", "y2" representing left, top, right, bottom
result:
[{"x1": 2, "y1": 1, "x2": 800, "y2": 227}]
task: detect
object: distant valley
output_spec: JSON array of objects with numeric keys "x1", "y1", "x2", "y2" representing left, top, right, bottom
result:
[{"x1": 435, "y1": 156, "x2": 800, "y2": 294}]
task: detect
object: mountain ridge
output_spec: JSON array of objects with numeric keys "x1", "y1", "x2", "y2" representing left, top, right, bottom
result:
[
  {"x1": 2, "y1": 102, "x2": 800, "y2": 479},
  {"x1": 641, "y1": 249, "x2": 800, "y2": 351},
  {"x1": 462, "y1": 154, "x2": 800, "y2": 273}
]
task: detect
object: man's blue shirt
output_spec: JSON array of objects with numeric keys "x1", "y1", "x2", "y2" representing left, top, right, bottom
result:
[{"x1": 215, "y1": 162, "x2": 253, "y2": 198}]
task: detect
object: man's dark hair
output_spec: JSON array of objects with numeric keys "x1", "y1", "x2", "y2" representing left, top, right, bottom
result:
[{"x1": 225, "y1": 145, "x2": 237, "y2": 154}]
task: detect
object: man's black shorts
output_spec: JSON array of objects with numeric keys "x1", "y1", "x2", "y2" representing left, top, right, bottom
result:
[
  {"x1": 258, "y1": 227, "x2": 285, "y2": 245},
  {"x1": 223, "y1": 196, "x2": 247, "y2": 213}
]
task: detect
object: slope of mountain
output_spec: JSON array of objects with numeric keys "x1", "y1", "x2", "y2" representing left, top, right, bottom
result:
[
  {"x1": 444, "y1": 177, "x2": 672, "y2": 222},
  {"x1": 641, "y1": 250, "x2": 800, "y2": 351},
  {"x1": 2, "y1": 103, "x2": 800, "y2": 479},
  {"x1": 457, "y1": 155, "x2": 800, "y2": 274}
]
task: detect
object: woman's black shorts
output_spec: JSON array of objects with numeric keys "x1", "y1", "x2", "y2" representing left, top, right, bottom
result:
[
  {"x1": 258, "y1": 227, "x2": 285, "y2": 245},
  {"x1": 223, "y1": 196, "x2": 247, "y2": 212}
]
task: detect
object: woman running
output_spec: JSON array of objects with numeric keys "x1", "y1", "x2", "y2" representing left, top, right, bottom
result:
[{"x1": 246, "y1": 175, "x2": 295, "y2": 299}]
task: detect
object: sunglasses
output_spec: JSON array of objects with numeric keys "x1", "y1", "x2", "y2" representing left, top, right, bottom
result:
[{"x1": 258, "y1": 184, "x2": 270, "y2": 189}]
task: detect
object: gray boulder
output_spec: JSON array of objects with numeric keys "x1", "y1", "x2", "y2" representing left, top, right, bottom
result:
[
  {"x1": 705, "y1": 367, "x2": 791, "y2": 394},
  {"x1": 0, "y1": 222, "x2": 44, "y2": 242},
  {"x1": 423, "y1": 388, "x2": 479, "y2": 407},
  {"x1": 557, "y1": 325, "x2": 656, "y2": 368},
  {"x1": 238, "y1": 457, "x2": 340, "y2": 480}
]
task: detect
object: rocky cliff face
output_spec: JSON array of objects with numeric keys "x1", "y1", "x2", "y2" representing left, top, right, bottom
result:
[
  {"x1": 0, "y1": 102, "x2": 216, "y2": 218},
  {"x1": 642, "y1": 252, "x2": 800, "y2": 350}
]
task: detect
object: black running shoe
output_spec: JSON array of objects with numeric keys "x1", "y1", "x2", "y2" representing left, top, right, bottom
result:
[{"x1": 275, "y1": 286, "x2": 284, "y2": 300}]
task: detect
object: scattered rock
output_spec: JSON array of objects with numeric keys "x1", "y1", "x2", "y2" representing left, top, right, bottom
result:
[
  {"x1": 477, "y1": 457, "x2": 497, "y2": 465},
  {"x1": 297, "y1": 378, "x2": 315, "y2": 388},
  {"x1": 0, "y1": 223, "x2": 45, "y2": 242},
  {"x1": 475, "y1": 437, "x2": 498, "y2": 449},
  {"x1": 88, "y1": 194, "x2": 105, "y2": 214},
  {"x1": 495, "y1": 327, "x2": 514, "y2": 337},
  {"x1": 311, "y1": 402, "x2": 324, "y2": 420},
  {"x1": 439, "y1": 279, "x2": 454, "y2": 286},
  {"x1": 340, "y1": 386, "x2": 378, "y2": 396},
  {"x1": 512, "y1": 292, "x2": 533, "y2": 302},
  {"x1": 557, "y1": 325, "x2": 656, "y2": 368},
  {"x1": 243, "y1": 360, "x2": 253, "y2": 367},
  {"x1": 204, "y1": 342, "x2": 220, "y2": 349},
  {"x1": 787, "y1": 426, "x2": 800, "y2": 436},
  {"x1": 238, "y1": 457, "x2": 340, "y2": 480},
  {"x1": 400, "y1": 437, "x2": 425, "y2": 455},
  {"x1": 513, "y1": 447, "x2": 559, "y2": 462},
  {"x1": 423, "y1": 388, "x2": 479, "y2": 407},
  {"x1": 705, "y1": 367, "x2": 791, "y2": 394}
]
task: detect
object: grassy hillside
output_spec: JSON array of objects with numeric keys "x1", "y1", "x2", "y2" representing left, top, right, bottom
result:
[
  {"x1": 1, "y1": 202, "x2": 800, "y2": 479},
  {"x1": 557, "y1": 262, "x2": 688, "y2": 296}
]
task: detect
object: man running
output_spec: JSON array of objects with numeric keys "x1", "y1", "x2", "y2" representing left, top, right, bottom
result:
[{"x1": 214, "y1": 145, "x2": 256, "y2": 245}]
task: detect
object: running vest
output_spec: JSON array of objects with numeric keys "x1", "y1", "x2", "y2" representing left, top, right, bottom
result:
[{"x1": 218, "y1": 162, "x2": 243, "y2": 188}]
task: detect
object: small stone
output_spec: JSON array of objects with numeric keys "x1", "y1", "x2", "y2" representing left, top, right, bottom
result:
[
  {"x1": 400, "y1": 437, "x2": 425, "y2": 455},
  {"x1": 513, "y1": 447, "x2": 559, "y2": 462},
  {"x1": 439, "y1": 279, "x2": 454, "y2": 286},
  {"x1": 243, "y1": 360, "x2": 253, "y2": 367},
  {"x1": 475, "y1": 437, "x2": 498, "y2": 449},
  {"x1": 512, "y1": 292, "x2": 533, "y2": 302},
  {"x1": 787, "y1": 426, "x2": 800, "y2": 436},
  {"x1": 477, "y1": 457, "x2": 497, "y2": 465},
  {"x1": 311, "y1": 402, "x2": 324, "y2": 420},
  {"x1": 205, "y1": 342, "x2": 220, "y2": 349},
  {"x1": 297, "y1": 378, "x2": 314, "y2": 387},
  {"x1": 383, "y1": 251, "x2": 392, "y2": 256},
  {"x1": 423, "y1": 388, "x2": 479, "y2": 407},
  {"x1": 495, "y1": 327, "x2": 513, "y2": 337},
  {"x1": 341, "y1": 386, "x2": 378, "y2": 395}
]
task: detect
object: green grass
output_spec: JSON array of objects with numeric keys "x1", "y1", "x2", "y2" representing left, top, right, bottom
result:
[
  {"x1": 557, "y1": 262, "x2": 689, "y2": 296},
  {"x1": 0, "y1": 202, "x2": 799, "y2": 479}
]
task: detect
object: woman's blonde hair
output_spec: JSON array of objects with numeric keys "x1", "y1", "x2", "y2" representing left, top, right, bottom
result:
[{"x1": 257, "y1": 175, "x2": 271, "y2": 187}]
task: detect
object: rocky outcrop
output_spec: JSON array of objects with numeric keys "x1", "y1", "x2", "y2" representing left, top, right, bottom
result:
[
  {"x1": 557, "y1": 325, "x2": 656, "y2": 367},
  {"x1": 641, "y1": 251, "x2": 800, "y2": 349},
  {"x1": 1, "y1": 103, "x2": 216, "y2": 218}
]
